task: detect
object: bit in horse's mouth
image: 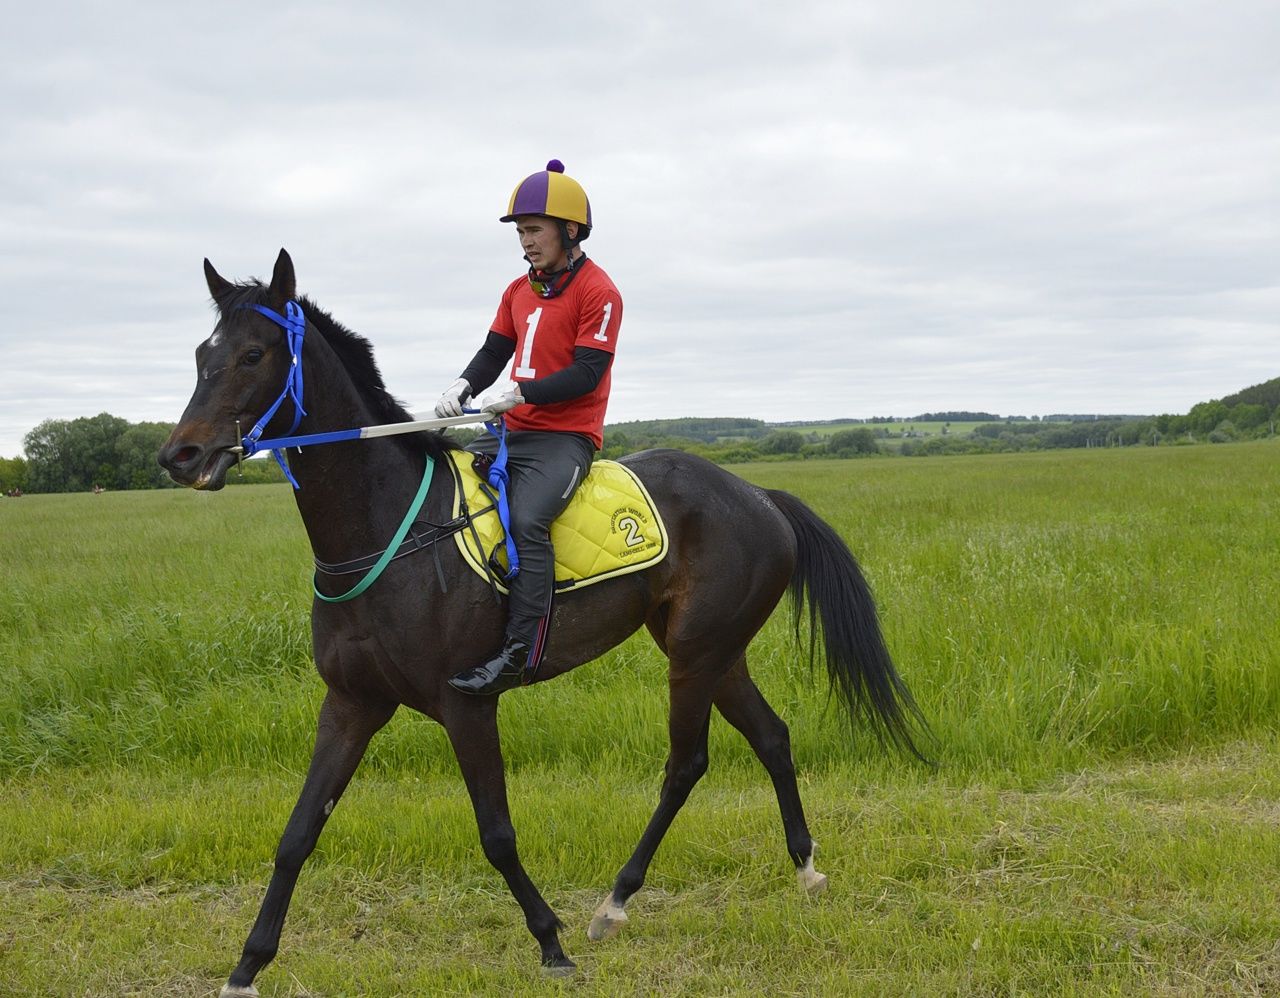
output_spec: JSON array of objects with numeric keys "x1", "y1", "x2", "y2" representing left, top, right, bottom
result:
[{"x1": 190, "y1": 447, "x2": 236, "y2": 490}]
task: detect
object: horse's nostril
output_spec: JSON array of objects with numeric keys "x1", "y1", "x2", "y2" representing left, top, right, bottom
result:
[{"x1": 174, "y1": 446, "x2": 199, "y2": 465}]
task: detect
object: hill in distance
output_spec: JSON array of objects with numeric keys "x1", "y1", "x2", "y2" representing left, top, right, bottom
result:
[{"x1": 1219, "y1": 375, "x2": 1280, "y2": 411}]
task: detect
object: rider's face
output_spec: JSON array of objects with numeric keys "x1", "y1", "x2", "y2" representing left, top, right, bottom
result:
[{"x1": 515, "y1": 216, "x2": 577, "y2": 273}]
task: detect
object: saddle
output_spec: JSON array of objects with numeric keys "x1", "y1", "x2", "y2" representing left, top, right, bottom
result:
[{"x1": 447, "y1": 452, "x2": 668, "y2": 595}]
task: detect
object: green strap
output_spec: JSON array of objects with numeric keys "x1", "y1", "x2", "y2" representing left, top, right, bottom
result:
[{"x1": 313, "y1": 457, "x2": 435, "y2": 603}]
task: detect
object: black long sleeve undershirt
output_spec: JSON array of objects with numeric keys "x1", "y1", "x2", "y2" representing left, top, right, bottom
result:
[
  {"x1": 457, "y1": 330, "x2": 613, "y2": 406},
  {"x1": 458, "y1": 331, "x2": 514, "y2": 396}
]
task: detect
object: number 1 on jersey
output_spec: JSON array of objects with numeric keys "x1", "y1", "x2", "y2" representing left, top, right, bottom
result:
[
  {"x1": 594, "y1": 302, "x2": 613, "y2": 343},
  {"x1": 515, "y1": 307, "x2": 542, "y2": 378}
]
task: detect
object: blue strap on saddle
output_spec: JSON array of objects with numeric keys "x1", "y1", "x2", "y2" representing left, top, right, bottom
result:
[{"x1": 482, "y1": 416, "x2": 520, "y2": 580}]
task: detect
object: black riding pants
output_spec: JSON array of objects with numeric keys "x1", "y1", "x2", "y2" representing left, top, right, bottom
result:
[{"x1": 465, "y1": 429, "x2": 596, "y2": 655}]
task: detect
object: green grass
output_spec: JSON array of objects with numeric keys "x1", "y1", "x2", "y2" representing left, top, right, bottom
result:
[{"x1": 2, "y1": 441, "x2": 1279, "y2": 995}]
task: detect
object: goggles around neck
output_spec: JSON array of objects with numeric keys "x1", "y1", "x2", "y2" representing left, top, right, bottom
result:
[{"x1": 527, "y1": 254, "x2": 587, "y2": 299}]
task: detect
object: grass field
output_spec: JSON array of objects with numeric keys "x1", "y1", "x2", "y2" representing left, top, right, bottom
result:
[{"x1": 2, "y1": 441, "x2": 1279, "y2": 996}]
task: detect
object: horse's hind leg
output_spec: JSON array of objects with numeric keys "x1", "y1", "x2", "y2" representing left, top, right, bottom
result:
[
  {"x1": 222, "y1": 691, "x2": 395, "y2": 997},
  {"x1": 588, "y1": 675, "x2": 715, "y2": 943},
  {"x1": 713, "y1": 658, "x2": 828, "y2": 895}
]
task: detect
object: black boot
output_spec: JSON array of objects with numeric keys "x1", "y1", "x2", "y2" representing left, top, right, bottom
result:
[{"x1": 447, "y1": 638, "x2": 531, "y2": 696}]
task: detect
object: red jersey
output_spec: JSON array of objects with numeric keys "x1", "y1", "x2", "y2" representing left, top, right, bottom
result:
[{"x1": 490, "y1": 258, "x2": 622, "y2": 449}]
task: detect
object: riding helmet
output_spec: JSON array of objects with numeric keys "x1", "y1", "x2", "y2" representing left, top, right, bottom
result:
[{"x1": 500, "y1": 160, "x2": 592, "y2": 240}]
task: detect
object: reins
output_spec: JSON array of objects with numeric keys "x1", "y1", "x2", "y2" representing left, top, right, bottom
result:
[{"x1": 237, "y1": 298, "x2": 517, "y2": 602}]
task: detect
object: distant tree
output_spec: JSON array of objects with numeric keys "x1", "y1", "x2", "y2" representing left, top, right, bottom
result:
[
  {"x1": 1208, "y1": 420, "x2": 1238, "y2": 443},
  {"x1": 23, "y1": 419, "x2": 75, "y2": 492},
  {"x1": 826, "y1": 428, "x2": 880, "y2": 457},
  {"x1": 912, "y1": 411, "x2": 1000, "y2": 422},
  {"x1": 25, "y1": 413, "x2": 164, "y2": 492},
  {"x1": 115, "y1": 422, "x2": 178, "y2": 489},
  {"x1": 759, "y1": 430, "x2": 804, "y2": 455},
  {"x1": 69, "y1": 413, "x2": 130, "y2": 490},
  {"x1": 712, "y1": 444, "x2": 763, "y2": 463},
  {"x1": 1187, "y1": 400, "x2": 1228, "y2": 436},
  {"x1": 1229, "y1": 403, "x2": 1269, "y2": 433},
  {"x1": 1220, "y1": 376, "x2": 1280, "y2": 411},
  {"x1": 0, "y1": 456, "x2": 28, "y2": 493},
  {"x1": 600, "y1": 431, "x2": 632, "y2": 460}
]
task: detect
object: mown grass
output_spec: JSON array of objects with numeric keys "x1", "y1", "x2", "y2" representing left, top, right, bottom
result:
[{"x1": 1, "y1": 441, "x2": 1278, "y2": 995}]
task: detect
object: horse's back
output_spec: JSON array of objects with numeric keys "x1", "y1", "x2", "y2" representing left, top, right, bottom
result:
[{"x1": 620, "y1": 448, "x2": 797, "y2": 566}]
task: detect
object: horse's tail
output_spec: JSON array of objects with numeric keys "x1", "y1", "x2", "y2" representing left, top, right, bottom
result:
[{"x1": 766, "y1": 489, "x2": 933, "y2": 763}]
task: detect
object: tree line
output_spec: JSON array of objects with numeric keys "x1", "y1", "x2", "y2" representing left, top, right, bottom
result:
[{"x1": 904, "y1": 390, "x2": 1280, "y2": 457}]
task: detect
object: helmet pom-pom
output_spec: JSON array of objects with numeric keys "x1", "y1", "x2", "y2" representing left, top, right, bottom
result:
[{"x1": 546, "y1": 159, "x2": 565, "y2": 173}]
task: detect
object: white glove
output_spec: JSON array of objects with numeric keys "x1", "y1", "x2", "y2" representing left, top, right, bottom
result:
[
  {"x1": 434, "y1": 378, "x2": 472, "y2": 418},
  {"x1": 479, "y1": 385, "x2": 525, "y2": 416}
]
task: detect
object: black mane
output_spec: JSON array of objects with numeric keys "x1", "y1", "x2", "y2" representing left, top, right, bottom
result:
[{"x1": 214, "y1": 281, "x2": 457, "y2": 461}]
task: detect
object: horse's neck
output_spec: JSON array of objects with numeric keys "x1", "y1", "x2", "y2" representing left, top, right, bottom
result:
[{"x1": 284, "y1": 342, "x2": 438, "y2": 566}]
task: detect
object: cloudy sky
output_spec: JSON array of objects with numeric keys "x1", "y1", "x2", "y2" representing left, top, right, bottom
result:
[{"x1": 1, "y1": 1, "x2": 1276, "y2": 458}]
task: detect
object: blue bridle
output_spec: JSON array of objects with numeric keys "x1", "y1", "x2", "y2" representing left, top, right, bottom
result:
[{"x1": 237, "y1": 301, "x2": 308, "y2": 486}]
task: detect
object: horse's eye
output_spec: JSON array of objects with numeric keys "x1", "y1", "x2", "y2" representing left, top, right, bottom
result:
[{"x1": 243, "y1": 348, "x2": 264, "y2": 366}]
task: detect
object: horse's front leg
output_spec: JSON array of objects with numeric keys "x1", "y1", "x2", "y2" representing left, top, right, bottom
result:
[
  {"x1": 221, "y1": 691, "x2": 395, "y2": 997},
  {"x1": 442, "y1": 695, "x2": 574, "y2": 977}
]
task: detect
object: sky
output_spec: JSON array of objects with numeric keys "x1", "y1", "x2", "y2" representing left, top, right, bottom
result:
[{"x1": 1, "y1": 1, "x2": 1276, "y2": 459}]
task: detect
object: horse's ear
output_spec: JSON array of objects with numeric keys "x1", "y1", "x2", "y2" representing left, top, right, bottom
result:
[
  {"x1": 204, "y1": 258, "x2": 235, "y2": 304},
  {"x1": 267, "y1": 248, "x2": 296, "y2": 306}
]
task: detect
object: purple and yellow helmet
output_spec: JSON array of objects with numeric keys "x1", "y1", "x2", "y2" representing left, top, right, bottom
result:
[{"x1": 500, "y1": 159, "x2": 592, "y2": 239}]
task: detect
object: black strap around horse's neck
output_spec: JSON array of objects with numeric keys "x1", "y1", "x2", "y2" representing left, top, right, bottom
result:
[{"x1": 312, "y1": 454, "x2": 503, "y2": 604}]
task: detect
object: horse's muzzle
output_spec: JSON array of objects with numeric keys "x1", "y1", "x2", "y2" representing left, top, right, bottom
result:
[{"x1": 158, "y1": 431, "x2": 239, "y2": 490}]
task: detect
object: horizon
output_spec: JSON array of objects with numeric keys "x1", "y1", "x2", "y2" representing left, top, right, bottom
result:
[{"x1": 5, "y1": 389, "x2": 1267, "y2": 463}]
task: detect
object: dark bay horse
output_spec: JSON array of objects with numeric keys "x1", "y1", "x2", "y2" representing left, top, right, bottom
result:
[{"x1": 158, "y1": 250, "x2": 929, "y2": 995}]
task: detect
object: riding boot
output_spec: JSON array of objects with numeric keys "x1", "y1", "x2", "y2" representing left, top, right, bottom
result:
[{"x1": 447, "y1": 638, "x2": 531, "y2": 696}]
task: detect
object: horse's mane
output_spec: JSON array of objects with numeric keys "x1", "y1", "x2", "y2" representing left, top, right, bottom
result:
[{"x1": 215, "y1": 281, "x2": 457, "y2": 461}]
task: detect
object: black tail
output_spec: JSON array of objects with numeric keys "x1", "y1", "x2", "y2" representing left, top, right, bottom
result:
[{"x1": 767, "y1": 489, "x2": 933, "y2": 763}]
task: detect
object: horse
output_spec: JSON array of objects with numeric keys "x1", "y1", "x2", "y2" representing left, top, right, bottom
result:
[{"x1": 158, "y1": 249, "x2": 930, "y2": 995}]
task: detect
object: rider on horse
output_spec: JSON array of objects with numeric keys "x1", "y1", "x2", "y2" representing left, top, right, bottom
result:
[{"x1": 436, "y1": 160, "x2": 624, "y2": 696}]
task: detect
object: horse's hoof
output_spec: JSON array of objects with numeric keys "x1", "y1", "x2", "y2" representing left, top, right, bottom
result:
[
  {"x1": 220, "y1": 985, "x2": 260, "y2": 998},
  {"x1": 541, "y1": 958, "x2": 577, "y2": 979},
  {"x1": 798, "y1": 868, "x2": 829, "y2": 895},
  {"x1": 797, "y1": 853, "x2": 829, "y2": 895},
  {"x1": 588, "y1": 893, "x2": 629, "y2": 942}
]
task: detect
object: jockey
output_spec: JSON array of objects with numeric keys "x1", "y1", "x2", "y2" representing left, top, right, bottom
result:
[{"x1": 437, "y1": 160, "x2": 623, "y2": 696}]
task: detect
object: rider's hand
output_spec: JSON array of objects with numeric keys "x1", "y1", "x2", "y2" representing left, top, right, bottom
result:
[
  {"x1": 479, "y1": 386, "x2": 525, "y2": 416},
  {"x1": 434, "y1": 378, "x2": 472, "y2": 418}
]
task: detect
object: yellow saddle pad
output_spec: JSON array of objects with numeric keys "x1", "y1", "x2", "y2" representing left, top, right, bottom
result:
[{"x1": 448, "y1": 452, "x2": 668, "y2": 594}]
